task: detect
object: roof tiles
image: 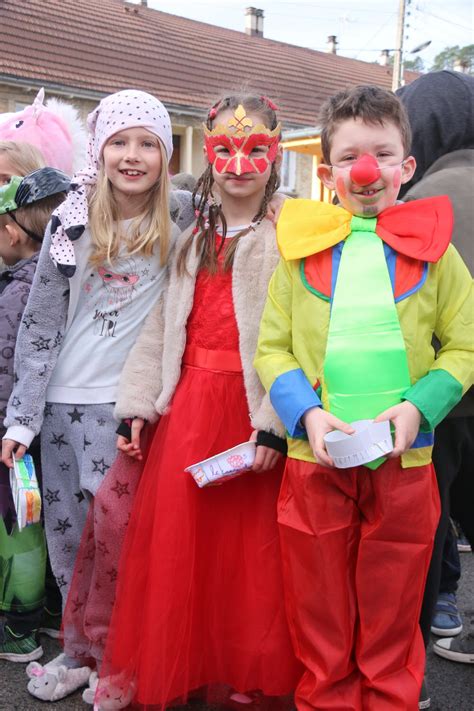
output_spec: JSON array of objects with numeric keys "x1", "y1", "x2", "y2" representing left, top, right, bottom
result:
[{"x1": 1, "y1": 0, "x2": 417, "y2": 125}]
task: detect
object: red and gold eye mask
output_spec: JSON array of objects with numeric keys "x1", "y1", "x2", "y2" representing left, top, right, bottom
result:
[{"x1": 204, "y1": 104, "x2": 281, "y2": 176}]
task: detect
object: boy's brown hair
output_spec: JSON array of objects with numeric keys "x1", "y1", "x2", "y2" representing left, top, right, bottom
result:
[
  {"x1": 14, "y1": 193, "x2": 67, "y2": 245},
  {"x1": 319, "y1": 85, "x2": 412, "y2": 164}
]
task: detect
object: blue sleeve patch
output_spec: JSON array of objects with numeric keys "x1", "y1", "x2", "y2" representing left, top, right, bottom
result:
[
  {"x1": 411, "y1": 431, "x2": 434, "y2": 449},
  {"x1": 270, "y1": 368, "x2": 322, "y2": 437}
]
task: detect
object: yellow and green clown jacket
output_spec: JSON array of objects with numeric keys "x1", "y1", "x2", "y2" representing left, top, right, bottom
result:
[{"x1": 254, "y1": 198, "x2": 473, "y2": 468}]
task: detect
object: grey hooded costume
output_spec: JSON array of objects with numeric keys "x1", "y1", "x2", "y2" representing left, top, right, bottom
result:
[
  {"x1": 0, "y1": 255, "x2": 38, "y2": 438},
  {"x1": 398, "y1": 70, "x2": 474, "y2": 649}
]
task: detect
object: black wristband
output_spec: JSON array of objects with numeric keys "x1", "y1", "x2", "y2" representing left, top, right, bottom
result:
[
  {"x1": 116, "y1": 420, "x2": 132, "y2": 439},
  {"x1": 256, "y1": 430, "x2": 288, "y2": 455}
]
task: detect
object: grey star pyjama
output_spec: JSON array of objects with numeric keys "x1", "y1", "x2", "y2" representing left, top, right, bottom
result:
[{"x1": 40, "y1": 402, "x2": 118, "y2": 607}]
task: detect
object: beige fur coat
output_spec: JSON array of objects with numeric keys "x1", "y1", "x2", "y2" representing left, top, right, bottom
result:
[{"x1": 115, "y1": 219, "x2": 285, "y2": 436}]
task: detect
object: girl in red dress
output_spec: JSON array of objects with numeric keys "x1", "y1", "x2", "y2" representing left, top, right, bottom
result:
[{"x1": 95, "y1": 95, "x2": 301, "y2": 710}]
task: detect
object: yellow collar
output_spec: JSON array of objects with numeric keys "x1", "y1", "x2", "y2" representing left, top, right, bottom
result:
[{"x1": 277, "y1": 200, "x2": 352, "y2": 260}]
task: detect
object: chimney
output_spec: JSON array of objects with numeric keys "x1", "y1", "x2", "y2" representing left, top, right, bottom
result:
[
  {"x1": 378, "y1": 49, "x2": 391, "y2": 66},
  {"x1": 245, "y1": 7, "x2": 264, "y2": 37},
  {"x1": 326, "y1": 35, "x2": 338, "y2": 54},
  {"x1": 140, "y1": 0, "x2": 147, "y2": 5}
]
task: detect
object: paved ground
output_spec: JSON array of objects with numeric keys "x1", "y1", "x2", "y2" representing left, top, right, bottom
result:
[{"x1": 1, "y1": 554, "x2": 473, "y2": 711}]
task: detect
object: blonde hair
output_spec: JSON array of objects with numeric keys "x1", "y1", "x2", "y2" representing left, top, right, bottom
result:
[
  {"x1": 88, "y1": 142, "x2": 171, "y2": 268},
  {"x1": 0, "y1": 141, "x2": 45, "y2": 177}
]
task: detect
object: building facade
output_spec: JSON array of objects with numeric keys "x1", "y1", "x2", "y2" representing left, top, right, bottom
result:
[{"x1": 0, "y1": 0, "x2": 418, "y2": 197}]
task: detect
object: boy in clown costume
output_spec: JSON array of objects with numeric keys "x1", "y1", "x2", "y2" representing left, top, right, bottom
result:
[{"x1": 254, "y1": 85, "x2": 473, "y2": 710}]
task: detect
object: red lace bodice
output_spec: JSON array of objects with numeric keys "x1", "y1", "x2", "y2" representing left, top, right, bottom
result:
[{"x1": 186, "y1": 244, "x2": 240, "y2": 351}]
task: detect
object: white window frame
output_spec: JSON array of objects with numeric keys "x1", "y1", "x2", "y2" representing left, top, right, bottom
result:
[{"x1": 280, "y1": 149, "x2": 297, "y2": 193}]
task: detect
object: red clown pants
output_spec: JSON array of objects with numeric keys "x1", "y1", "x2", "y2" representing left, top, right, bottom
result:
[{"x1": 277, "y1": 458, "x2": 440, "y2": 711}]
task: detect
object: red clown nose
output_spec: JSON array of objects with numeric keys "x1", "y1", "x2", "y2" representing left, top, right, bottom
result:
[{"x1": 350, "y1": 154, "x2": 381, "y2": 185}]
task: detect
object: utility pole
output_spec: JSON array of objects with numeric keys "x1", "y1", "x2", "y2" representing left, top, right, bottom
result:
[{"x1": 392, "y1": 0, "x2": 407, "y2": 91}]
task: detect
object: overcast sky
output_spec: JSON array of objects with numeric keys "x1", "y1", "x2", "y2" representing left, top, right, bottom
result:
[{"x1": 143, "y1": 0, "x2": 473, "y2": 69}]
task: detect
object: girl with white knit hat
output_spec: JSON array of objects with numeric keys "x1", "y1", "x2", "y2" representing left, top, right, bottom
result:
[{"x1": 1, "y1": 89, "x2": 185, "y2": 699}]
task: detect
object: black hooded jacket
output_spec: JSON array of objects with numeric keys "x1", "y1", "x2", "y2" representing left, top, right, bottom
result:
[
  {"x1": 398, "y1": 71, "x2": 474, "y2": 417},
  {"x1": 398, "y1": 70, "x2": 474, "y2": 196}
]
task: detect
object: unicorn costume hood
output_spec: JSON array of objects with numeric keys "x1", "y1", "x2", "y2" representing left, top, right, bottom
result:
[{"x1": 0, "y1": 88, "x2": 86, "y2": 174}]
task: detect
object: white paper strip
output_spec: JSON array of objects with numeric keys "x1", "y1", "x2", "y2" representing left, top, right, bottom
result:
[
  {"x1": 186, "y1": 441, "x2": 257, "y2": 488},
  {"x1": 324, "y1": 419, "x2": 393, "y2": 469}
]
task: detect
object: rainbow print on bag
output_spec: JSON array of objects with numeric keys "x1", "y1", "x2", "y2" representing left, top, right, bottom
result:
[{"x1": 9, "y1": 454, "x2": 42, "y2": 530}]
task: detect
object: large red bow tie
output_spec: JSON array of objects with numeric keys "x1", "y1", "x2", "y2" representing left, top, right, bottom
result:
[{"x1": 277, "y1": 196, "x2": 453, "y2": 263}]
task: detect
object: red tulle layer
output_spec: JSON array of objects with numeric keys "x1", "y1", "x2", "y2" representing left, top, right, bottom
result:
[
  {"x1": 61, "y1": 425, "x2": 157, "y2": 665},
  {"x1": 97, "y1": 364, "x2": 301, "y2": 708}
]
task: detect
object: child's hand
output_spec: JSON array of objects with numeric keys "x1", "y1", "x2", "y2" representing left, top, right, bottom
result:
[
  {"x1": 266, "y1": 193, "x2": 287, "y2": 225},
  {"x1": 249, "y1": 430, "x2": 283, "y2": 472},
  {"x1": 117, "y1": 418, "x2": 145, "y2": 460},
  {"x1": 374, "y1": 401, "x2": 421, "y2": 458},
  {"x1": 302, "y1": 407, "x2": 355, "y2": 468},
  {"x1": 1, "y1": 439, "x2": 27, "y2": 468},
  {"x1": 253, "y1": 446, "x2": 282, "y2": 472}
]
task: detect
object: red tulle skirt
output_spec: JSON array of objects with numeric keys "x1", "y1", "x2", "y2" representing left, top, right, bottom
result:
[{"x1": 99, "y1": 363, "x2": 301, "y2": 708}]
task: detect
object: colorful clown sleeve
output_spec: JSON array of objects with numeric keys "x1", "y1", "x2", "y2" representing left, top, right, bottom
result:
[
  {"x1": 403, "y1": 244, "x2": 473, "y2": 427},
  {"x1": 255, "y1": 259, "x2": 321, "y2": 437}
]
